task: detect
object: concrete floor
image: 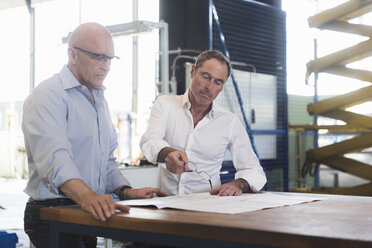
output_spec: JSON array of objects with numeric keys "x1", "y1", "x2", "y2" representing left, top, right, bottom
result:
[
  {"x1": 0, "y1": 178, "x2": 142, "y2": 248},
  {"x1": 0, "y1": 178, "x2": 29, "y2": 247}
]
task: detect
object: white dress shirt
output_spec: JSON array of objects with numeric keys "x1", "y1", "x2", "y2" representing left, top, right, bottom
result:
[{"x1": 140, "y1": 89, "x2": 267, "y2": 195}]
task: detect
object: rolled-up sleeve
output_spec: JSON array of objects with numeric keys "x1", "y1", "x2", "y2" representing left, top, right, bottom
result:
[
  {"x1": 22, "y1": 86, "x2": 82, "y2": 195},
  {"x1": 140, "y1": 97, "x2": 171, "y2": 164},
  {"x1": 229, "y1": 118, "x2": 267, "y2": 192}
]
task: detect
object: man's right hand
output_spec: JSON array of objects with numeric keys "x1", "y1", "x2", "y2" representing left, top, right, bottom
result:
[
  {"x1": 158, "y1": 147, "x2": 190, "y2": 174},
  {"x1": 60, "y1": 179, "x2": 130, "y2": 222},
  {"x1": 80, "y1": 192, "x2": 130, "y2": 222}
]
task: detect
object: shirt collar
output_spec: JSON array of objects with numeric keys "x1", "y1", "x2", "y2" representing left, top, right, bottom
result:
[
  {"x1": 58, "y1": 65, "x2": 106, "y2": 93},
  {"x1": 182, "y1": 88, "x2": 222, "y2": 119},
  {"x1": 182, "y1": 88, "x2": 191, "y2": 110}
]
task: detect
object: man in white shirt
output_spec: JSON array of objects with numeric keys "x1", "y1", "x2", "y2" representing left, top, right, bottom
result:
[{"x1": 140, "y1": 50, "x2": 267, "y2": 196}]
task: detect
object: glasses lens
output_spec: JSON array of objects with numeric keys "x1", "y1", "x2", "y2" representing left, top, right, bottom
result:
[
  {"x1": 188, "y1": 162, "x2": 211, "y2": 182},
  {"x1": 75, "y1": 47, "x2": 113, "y2": 65},
  {"x1": 188, "y1": 162, "x2": 196, "y2": 171},
  {"x1": 197, "y1": 171, "x2": 210, "y2": 181},
  {"x1": 94, "y1": 56, "x2": 111, "y2": 65},
  {"x1": 197, "y1": 171, "x2": 213, "y2": 191}
]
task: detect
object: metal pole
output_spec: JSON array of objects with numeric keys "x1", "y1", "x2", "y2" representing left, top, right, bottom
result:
[
  {"x1": 27, "y1": 0, "x2": 35, "y2": 92},
  {"x1": 161, "y1": 21, "x2": 169, "y2": 95},
  {"x1": 130, "y1": 0, "x2": 139, "y2": 159}
]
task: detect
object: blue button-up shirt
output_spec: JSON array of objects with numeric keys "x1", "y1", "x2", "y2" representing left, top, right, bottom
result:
[{"x1": 22, "y1": 65, "x2": 129, "y2": 200}]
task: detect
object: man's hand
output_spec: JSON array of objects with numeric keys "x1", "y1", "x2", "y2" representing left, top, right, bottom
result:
[
  {"x1": 122, "y1": 187, "x2": 168, "y2": 200},
  {"x1": 59, "y1": 179, "x2": 130, "y2": 222},
  {"x1": 211, "y1": 179, "x2": 250, "y2": 196},
  {"x1": 157, "y1": 147, "x2": 190, "y2": 174},
  {"x1": 80, "y1": 193, "x2": 130, "y2": 222}
]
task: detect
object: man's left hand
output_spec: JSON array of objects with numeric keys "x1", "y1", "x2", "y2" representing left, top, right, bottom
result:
[
  {"x1": 211, "y1": 181, "x2": 242, "y2": 196},
  {"x1": 123, "y1": 187, "x2": 168, "y2": 199},
  {"x1": 211, "y1": 179, "x2": 249, "y2": 196}
]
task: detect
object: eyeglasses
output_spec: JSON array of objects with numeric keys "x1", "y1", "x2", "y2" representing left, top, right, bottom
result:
[
  {"x1": 187, "y1": 162, "x2": 214, "y2": 192},
  {"x1": 74, "y1": 47, "x2": 119, "y2": 64}
]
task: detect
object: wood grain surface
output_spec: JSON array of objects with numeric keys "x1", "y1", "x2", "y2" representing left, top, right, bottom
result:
[{"x1": 41, "y1": 193, "x2": 372, "y2": 248}]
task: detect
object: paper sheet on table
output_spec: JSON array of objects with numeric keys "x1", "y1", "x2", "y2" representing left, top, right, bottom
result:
[{"x1": 118, "y1": 191, "x2": 329, "y2": 214}]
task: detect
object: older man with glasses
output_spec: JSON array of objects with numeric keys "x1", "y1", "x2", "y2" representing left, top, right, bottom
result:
[
  {"x1": 22, "y1": 22, "x2": 167, "y2": 248},
  {"x1": 140, "y1": 50, "x2": 267, "y2": 197}
]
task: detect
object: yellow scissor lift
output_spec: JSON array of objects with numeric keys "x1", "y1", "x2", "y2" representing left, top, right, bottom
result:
[{"x1": 294, "y1": 0, "x2": 372, "y2": 196}]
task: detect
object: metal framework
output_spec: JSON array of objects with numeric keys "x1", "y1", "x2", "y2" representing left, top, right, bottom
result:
[{"x1": 302, "y1": 0, "x2": 372, "y2": 196}]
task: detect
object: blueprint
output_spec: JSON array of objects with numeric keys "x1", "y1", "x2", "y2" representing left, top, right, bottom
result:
[{"x1": 118, "y1": 191, "x2": 329, "y2": 214}]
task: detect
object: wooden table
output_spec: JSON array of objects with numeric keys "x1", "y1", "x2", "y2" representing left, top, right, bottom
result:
[{"x1": 40, "y1": 193, "x2": 372, "y2": 248}]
